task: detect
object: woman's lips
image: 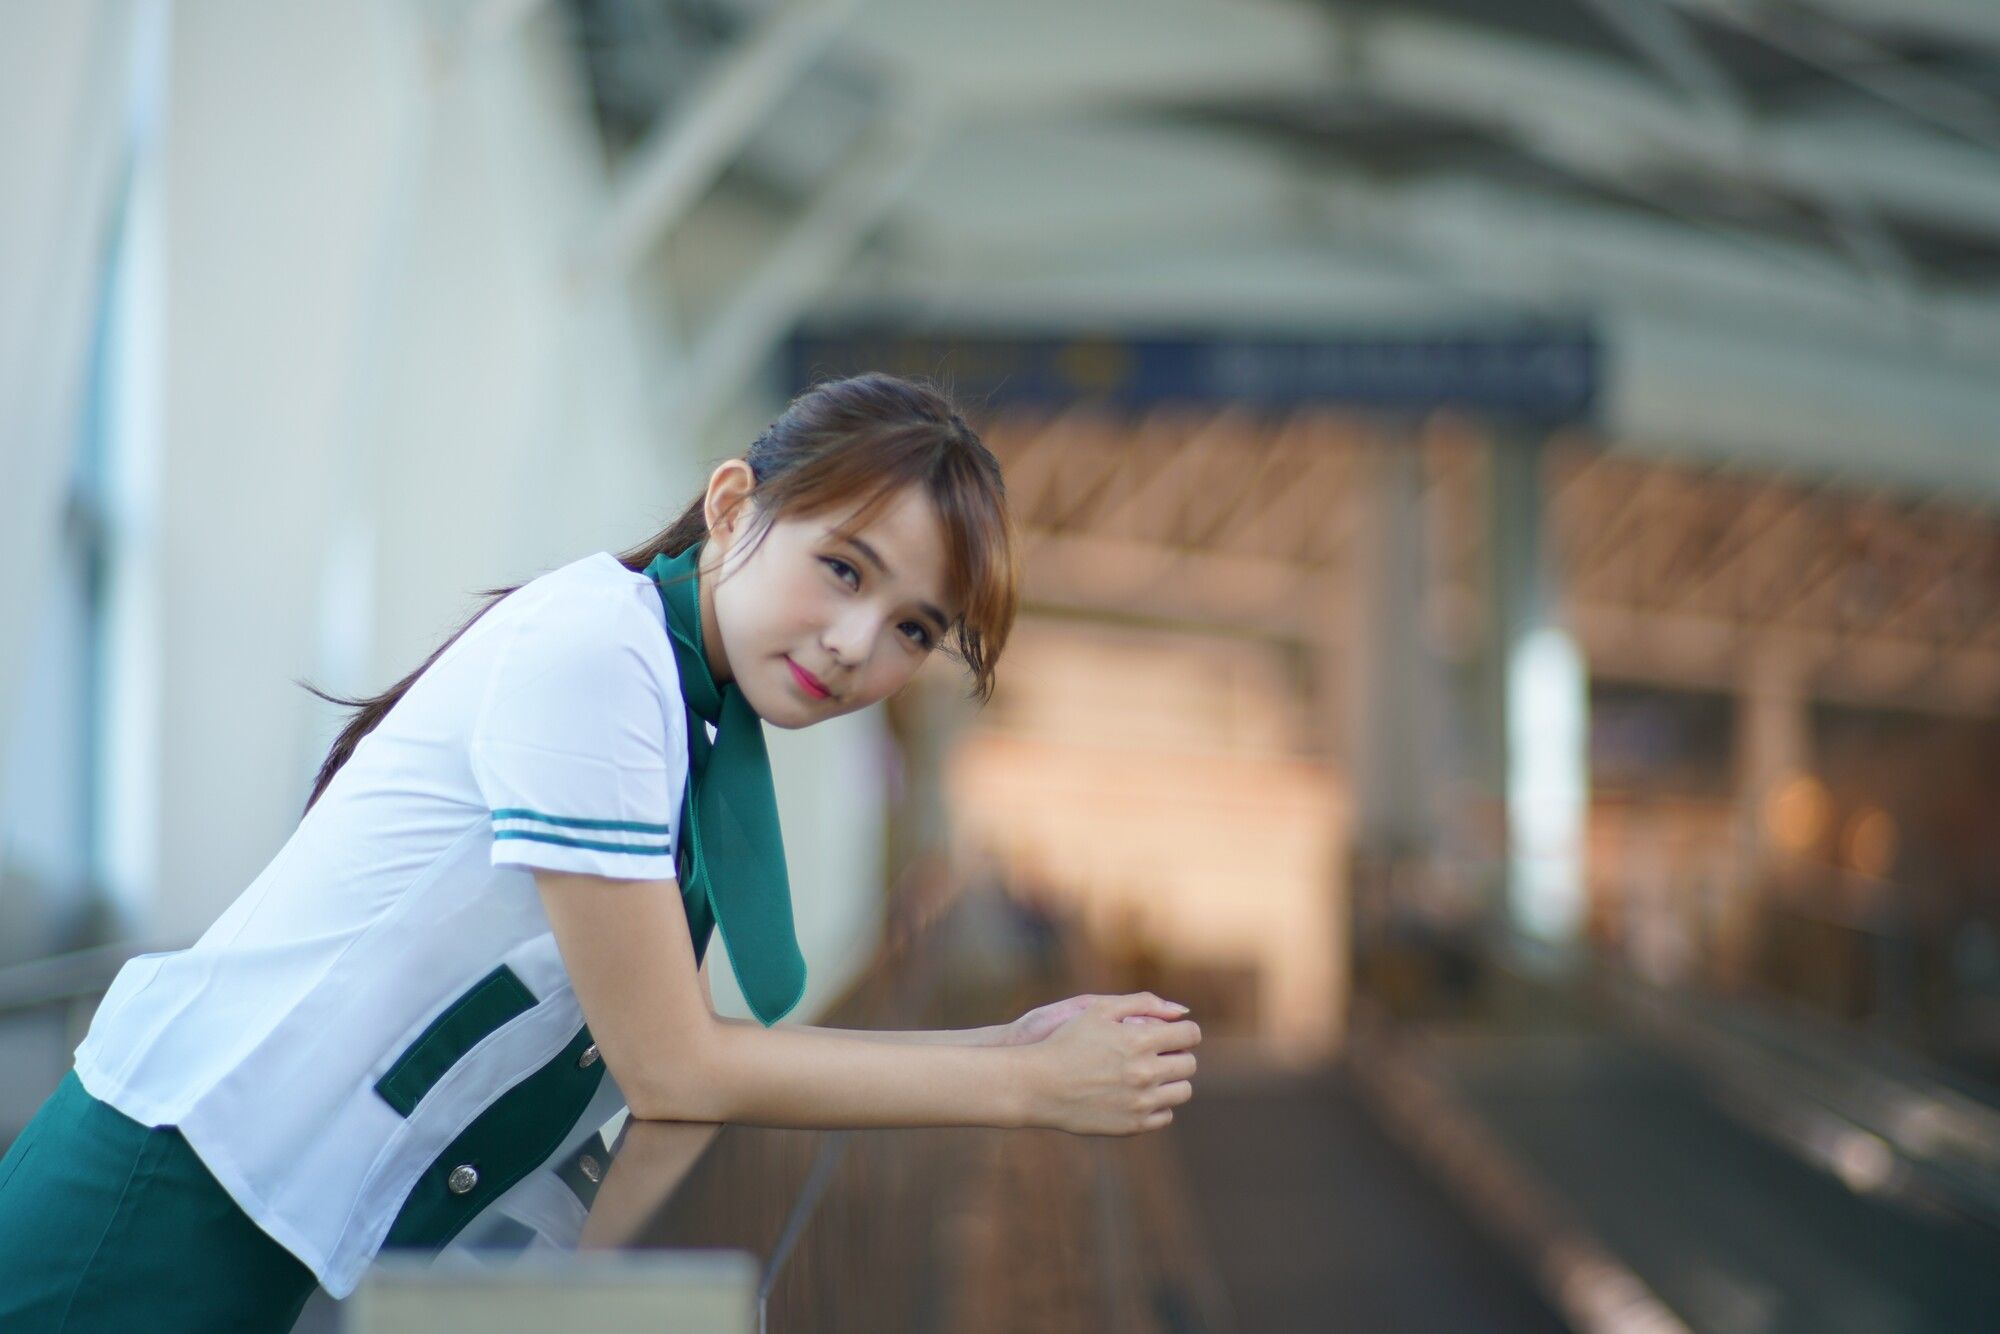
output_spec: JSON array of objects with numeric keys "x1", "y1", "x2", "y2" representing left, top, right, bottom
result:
[{"x1": 786, "y1": 656, "x2": 832, "y2": 699}]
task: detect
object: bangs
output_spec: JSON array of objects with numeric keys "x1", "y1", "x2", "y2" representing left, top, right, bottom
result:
[
  {"x1": 929, "y1": 454, "x2": 1018, "y2": 702},
  {"x1": 778, "y1": 434, "x2": 1019, "y2": 703}
]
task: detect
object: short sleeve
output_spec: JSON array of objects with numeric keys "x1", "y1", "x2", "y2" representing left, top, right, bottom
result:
[{"x1": 469, "y1": 582, "x2": 688, "y2": 881}]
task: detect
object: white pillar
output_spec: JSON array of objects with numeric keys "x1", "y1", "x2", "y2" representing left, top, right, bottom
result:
[{"x1": 1490, "y1": 431, "x2": 1588, "y2": 951}]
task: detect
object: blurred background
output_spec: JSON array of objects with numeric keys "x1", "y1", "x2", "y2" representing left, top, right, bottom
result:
[{"x1": 5, "y1": 1, "x2": 2000, "y2": 1330}]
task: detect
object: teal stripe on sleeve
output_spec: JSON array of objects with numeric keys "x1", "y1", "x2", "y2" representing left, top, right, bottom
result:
[
  {"x1": 494, "y1": 829, "x2": 673, "y2": 856},
  {"x1": 490, "y1": 808, "x2": 674, "y2": 835}
]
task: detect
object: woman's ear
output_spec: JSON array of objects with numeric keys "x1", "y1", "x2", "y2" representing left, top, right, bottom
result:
[{"x1": 703, "y1": 459, "x2": 757, "y2": 548}]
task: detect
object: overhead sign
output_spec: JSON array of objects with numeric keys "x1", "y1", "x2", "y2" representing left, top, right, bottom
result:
[{"x1": 787, "y1": 328, "x2": 1597, "y2": 420}]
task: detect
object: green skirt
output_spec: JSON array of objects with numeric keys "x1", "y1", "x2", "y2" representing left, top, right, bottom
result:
[{"x1": 0, "y1": 1069, "x2": 320, "y2": 1332}]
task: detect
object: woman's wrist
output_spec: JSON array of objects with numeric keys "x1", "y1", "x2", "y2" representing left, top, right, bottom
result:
[{"x1": 996, "y1": 1041, "x2": 1044, "y2": 1129}]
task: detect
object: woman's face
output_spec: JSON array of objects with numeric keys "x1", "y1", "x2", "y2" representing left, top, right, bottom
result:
[{"x1": 699, "y1": 464, "x2": 957, "y2": 729}]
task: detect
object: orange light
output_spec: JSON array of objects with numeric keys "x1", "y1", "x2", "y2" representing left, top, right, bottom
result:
[
  {"x1": 1764, "y1": 774, "x2": 1831, "y2": 854},
  {"x1": 1844, "y1": 807, "x2": 1898, "y2": 877}
]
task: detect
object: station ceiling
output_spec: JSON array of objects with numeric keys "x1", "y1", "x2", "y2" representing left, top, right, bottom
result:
[{"x1": 555, "y1": 0, "x2": 2000, "y2": 498}]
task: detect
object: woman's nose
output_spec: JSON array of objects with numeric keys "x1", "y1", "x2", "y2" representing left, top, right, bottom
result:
[{"x1": 823, "y1": 609, "x2": 874, "y2": 666}]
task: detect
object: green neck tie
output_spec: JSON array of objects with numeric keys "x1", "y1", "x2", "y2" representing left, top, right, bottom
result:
[{"x1": 643, "y1": 538, "x2": 807, "y2": 1027}]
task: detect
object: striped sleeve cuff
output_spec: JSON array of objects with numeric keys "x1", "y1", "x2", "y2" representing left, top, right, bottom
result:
[{"x1": 488, "y1": 808, "x2": 678, "y2": 880}]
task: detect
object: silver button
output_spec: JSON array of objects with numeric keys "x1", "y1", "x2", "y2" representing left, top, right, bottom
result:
[
  {"x1": 578, "y1": 1043, "x2": 599, "y2": 1069},
  {"x1": 446, "y1": 1164, "x2": 479, "y2": 1195},
  {"x1": 578, "y1": 1154, "x2": 603, "y2": 1184}
]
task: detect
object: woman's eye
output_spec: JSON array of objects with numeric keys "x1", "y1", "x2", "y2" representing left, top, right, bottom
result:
[{"x1": 824, "y1": 555, "x2": 930, "y2": 649}]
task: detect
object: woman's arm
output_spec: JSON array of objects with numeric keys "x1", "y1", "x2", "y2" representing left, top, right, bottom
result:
[
  {"x1": 719, "y1": 1015, "x2": 1005, "y2": 1046},
  {"x1": 698, "y1": 954, "x2": 1006, "y2": 1047},
  {"x1": 536, "y1": 869, "x2": 1196, "y2": 1134},
  {"x1": 536, "y1": 869, "x2": 1029, "y2": 1127}
]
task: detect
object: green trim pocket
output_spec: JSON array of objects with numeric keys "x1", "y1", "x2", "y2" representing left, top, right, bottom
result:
[
  {"x1": 384, "y1": 1024, "x2": 605, "y2": 1253},
  {"x1": 375, "y1": 965, "x2": 537, "y2": 1117}
]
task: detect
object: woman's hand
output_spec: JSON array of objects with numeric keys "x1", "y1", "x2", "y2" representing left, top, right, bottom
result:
[
  {"x1": 997, "y1": 992, "x2": 1186, "y2": 1047},
  {"x1": 1019, "y1": 992, "x2": 1200, "y2": 1136}
]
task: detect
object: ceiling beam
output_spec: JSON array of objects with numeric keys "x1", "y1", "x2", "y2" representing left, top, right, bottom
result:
[
  {"x1": 1665, "y1": 0, "x2": 2000, "y2": 152},
  {"x1": 836, "y1": 139, "x2": 2000, "y2": 364},
  {"x1": 844, "y1": 3, "x2": 2000, "y2": 245},
  {"x1": 1335, "y1": 8, "x2": 2000, "y2": 243},
  {"x1": 1575, "y1": 0, "x2": 1919, "y2": 301},
  {"x1": 1792, "y1": 0, "x2": 2000, "y2": 52},
  {"x1": 684, "y1": 101, "x2": 947, "y2": 434},
  {"x1": 1576, "y1": 0, "x2": 1748, "y2": 119},
  {"x1": 582, "y1": 0, "x2": 860, "y2": 283}
]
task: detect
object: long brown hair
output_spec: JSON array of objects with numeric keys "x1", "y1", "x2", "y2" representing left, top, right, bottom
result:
[{"x1": 298, "y1": 372, "x2": 1018, "y2": 815}]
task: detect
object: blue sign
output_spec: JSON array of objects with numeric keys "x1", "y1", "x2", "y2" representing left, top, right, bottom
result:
[{"x1": 786, "y1": 328, "x2": 1597, "y2": 420}]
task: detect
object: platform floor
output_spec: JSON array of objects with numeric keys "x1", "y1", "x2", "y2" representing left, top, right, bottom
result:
[
  {"x1": 1170, "y1": 1060, "x2": 1568, "y2": 1334},
  {"x1": 1439, "y1": 1030, "x2": 2000, "y2": 1334}
]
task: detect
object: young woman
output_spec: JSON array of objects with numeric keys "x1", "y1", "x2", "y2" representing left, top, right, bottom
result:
[{"x1": 0, "y1": 372, "x2": 1201, "y2": 1331}]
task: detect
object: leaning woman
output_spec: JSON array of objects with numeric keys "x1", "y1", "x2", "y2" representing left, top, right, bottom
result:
[{"x1": 0, "y1": 372, "x2": 1200, "y2": 1331}]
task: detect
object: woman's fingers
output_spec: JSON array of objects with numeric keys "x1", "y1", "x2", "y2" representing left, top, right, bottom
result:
[
  {"x1": 1099, "y1": 991, "x2": 1188, "y2": 1022},
  {"x1": 1131, "y1": 1017, "x2": 1201, "y2": 1054},
  {"x1": 1150, "y1": 1079, "x2": 1194, "y2": 1109}
]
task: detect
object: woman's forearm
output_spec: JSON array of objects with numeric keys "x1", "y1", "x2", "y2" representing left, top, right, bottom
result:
[
  {"x1": 648, "y1": 1018, "x2": 1037, "y2": 1130},
  {"x1": 714, "y1": 1015, "x2": 1006, "y2": 1047}
]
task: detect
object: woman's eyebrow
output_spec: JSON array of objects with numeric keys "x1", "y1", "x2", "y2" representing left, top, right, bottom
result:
[{"x1": 844, "y1": 536, "x2": 951, "y2": 632}]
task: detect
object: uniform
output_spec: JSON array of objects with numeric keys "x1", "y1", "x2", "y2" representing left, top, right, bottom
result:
[{"x1": 0, "y1": 539, "x2": 806, "y2": 1329}]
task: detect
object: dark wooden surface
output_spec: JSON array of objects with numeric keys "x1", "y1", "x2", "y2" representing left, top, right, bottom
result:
[{"x1": 1171, "y1": 1058, "x2": 1568, "y2": 1334}]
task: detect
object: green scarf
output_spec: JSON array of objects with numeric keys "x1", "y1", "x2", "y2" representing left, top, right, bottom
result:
[{"x1": 643, "y1": 538, "x2": 806, "y2": 1027}]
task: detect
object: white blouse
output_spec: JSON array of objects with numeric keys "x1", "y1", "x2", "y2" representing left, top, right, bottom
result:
[{"x1": 73, "y1": 552, "x2": 694, "y2": 1297}]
